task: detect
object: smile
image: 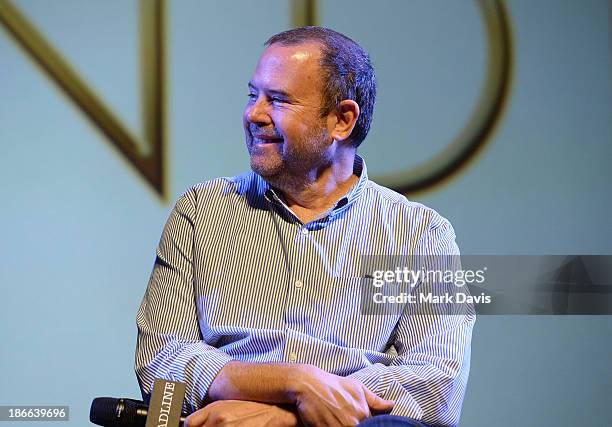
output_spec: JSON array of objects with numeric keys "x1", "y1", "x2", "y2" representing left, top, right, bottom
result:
[{"x1": 252, "y1": 136, "x2": 283, "y2": 144}]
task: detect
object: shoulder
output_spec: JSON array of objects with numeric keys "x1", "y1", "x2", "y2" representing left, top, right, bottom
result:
[
  {"x1": 362, "y1": 180, "x2": 453, "y2": 230},
  {"x1": 359, "y1": 179, "x2": 458, "y2": 254},
  {"x1": 170, "y1": 172, "x2": 268, "y2": 226},
  {"x1": 178, "y1": 172, "x2": 259, "y2": 206}
]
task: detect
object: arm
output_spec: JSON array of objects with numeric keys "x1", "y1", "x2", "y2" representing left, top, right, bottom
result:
[
  {"x1": 206, "y1": 361, "x2": 394, "y2": 426},
  {"x1": 136, "y1": 188, "x2": 392, "y2": 423},
  {"x1": 349, "y1": 217, "x2": 475, "y2": 426},
  {"x1": 135, "y1": 189, "x2": 233, "y2": 412}
]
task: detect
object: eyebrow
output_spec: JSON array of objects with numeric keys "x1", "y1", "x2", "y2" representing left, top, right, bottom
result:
[{"x1": 248, "y1": 82, "x2": 296, "y2": 101}]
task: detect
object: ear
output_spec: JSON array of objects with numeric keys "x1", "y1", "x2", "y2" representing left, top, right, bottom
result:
[{"x1": 328, "y1": 100, "x2": 360, "y2": 143}]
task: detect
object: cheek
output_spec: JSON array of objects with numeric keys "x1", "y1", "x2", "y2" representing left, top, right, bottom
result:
[
  {"x1": 267, "y1": 113, "x2": 288, "y2": 135},
  {"x1": 278, "y1": 114, "x2": 312, "y2": 135}
]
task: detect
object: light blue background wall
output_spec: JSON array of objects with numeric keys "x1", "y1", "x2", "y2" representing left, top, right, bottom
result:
[{"x1": 1, "y1": 1, "x2": 610, "y2": 425}]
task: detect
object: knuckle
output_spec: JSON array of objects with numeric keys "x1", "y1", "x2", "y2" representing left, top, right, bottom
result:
[{"x1": 211, "y1": 412, "x2": 229, "y2": 422}]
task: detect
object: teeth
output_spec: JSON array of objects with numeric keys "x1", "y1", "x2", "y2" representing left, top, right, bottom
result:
[{"x1": 254, "y1": 137, "x2": 280, "y2": 144}]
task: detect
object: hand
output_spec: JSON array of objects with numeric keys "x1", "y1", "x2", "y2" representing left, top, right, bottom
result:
[
  {"x1": 184, "y1": 400, "x2": 300, "y2": 427},
  {"x1": 292, "y1": 365, "x2": 394, "y2": 426}
]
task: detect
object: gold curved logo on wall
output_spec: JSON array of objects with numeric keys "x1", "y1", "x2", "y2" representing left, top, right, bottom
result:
[
  {"x1": 0, "y1": 0, "x2": 167, "y2": 199},
  {"x1": 0, "y1": 0, "x2": 512, "y2": 199},
  {"x1": 374, "y1": 0, "x2": 514, "y2": 194}
]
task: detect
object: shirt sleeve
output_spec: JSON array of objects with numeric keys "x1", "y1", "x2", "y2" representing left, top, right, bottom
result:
[
  {"x1": 135, "y1": 188, "x2": 233, "y2": 413},
  {"x1": 348, "y1": 215, "x2": 475, "y2": 427}
]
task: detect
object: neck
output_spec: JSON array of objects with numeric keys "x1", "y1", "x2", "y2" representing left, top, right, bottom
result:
[{"x1": 274, "y1": 151, "x2": 358, "y2": 224}]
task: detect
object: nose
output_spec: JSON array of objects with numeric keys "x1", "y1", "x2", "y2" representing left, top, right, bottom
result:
[{"x1": 245, "y1": 96, "x2": 272, "y2": 126}]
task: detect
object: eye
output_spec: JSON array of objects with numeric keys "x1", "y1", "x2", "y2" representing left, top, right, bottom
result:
[
  {"x1": 247, "y1": 92, "x2": 257, "y2": 100},
  {"x1": 270, "y1": 96, "x2": 290, "y2": 106}
]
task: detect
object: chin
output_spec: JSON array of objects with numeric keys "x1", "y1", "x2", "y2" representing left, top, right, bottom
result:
[{"x1": 250, "y1": 157, "x2": 282, "y2": 179}]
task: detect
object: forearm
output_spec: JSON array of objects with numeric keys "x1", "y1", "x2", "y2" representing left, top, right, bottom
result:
[
  {"x1": 207, "y1": 360, "x2": 305, "y2": 404},
  {"x1": 207, "y1": 361, "x2": 394, "y2": 426}
]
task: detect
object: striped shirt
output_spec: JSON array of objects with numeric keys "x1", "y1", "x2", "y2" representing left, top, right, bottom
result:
[{"x1": 135, "y1": 156, "x2": 474, "y2": 426}]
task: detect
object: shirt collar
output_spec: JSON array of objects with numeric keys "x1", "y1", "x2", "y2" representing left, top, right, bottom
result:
[{"x1": 260, "y1": 154, "x2": 369, "y2": 225}]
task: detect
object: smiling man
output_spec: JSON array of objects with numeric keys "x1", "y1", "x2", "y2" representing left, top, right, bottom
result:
[
  {"x1": 245, "y1": 39, "x2": 362, "y2": 223},
  {"x1": 136, "y1": 27, "x2": 474, "y2": 427}
]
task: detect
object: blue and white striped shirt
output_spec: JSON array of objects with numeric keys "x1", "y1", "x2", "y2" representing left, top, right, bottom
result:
[{"x1": 135, "y1": 156, "x2": 474, "y2": 426}]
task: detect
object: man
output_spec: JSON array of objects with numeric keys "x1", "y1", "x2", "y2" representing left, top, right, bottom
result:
[{"x1": 136, "y1": 27, "x2": 474, "y2": 427}]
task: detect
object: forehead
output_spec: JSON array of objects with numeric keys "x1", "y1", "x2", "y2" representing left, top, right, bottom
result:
[{"x1": 251, "y1": 42, "x2": 324, "y2": 96}]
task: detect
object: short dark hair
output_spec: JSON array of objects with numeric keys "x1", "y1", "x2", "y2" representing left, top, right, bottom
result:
[{"x1": 265, "y1": 26, "x2": 376, "y2": 148}]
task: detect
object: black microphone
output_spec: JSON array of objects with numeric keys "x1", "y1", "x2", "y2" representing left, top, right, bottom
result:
[{"x1": 89, "y1": 397, "x2": 187, "y2": 427}]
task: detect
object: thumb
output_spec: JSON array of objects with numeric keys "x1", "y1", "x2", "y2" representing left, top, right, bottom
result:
[{"x1": 363, "y1": 388, "x2": 395, "y2": 412}]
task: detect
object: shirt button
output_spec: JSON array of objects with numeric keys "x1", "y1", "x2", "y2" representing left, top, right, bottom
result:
[
  {"x1": 300, "y1": 227, "x2": 308, "y2": 235},
  {"x1": 289, "y1": 352, "x2": 297, "y2": 362},
  {"x1": 295, "y1": 280, "x2": 303, "y2": 289}
]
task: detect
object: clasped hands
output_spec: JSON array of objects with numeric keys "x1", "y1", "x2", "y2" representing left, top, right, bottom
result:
[{"x1": 184, "y1": 365, "x2": 394, "y2": 427}]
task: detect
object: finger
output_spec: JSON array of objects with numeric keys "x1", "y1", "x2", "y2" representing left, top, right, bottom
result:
[
  {"x1": 363, "y1": 388, "x2": 395, "y2": 412},
  {"x1": 184, "y1": 407, "x2": 210, "y2": 427}
]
